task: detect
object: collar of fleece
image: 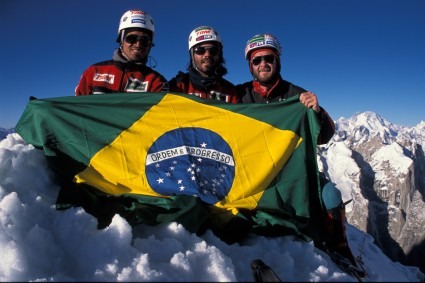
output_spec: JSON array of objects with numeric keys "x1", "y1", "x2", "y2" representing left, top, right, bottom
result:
[{"x1": 253, "y1": 77, "x2": 281, "y2": 97}]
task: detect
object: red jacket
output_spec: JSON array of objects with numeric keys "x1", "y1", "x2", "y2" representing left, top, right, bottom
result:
[
  {"x1": 168, "y1": 71, "x2": 239, "y2": 103},
  {"x1": 75, "y1": 50, "x2": 167, "y2": 95}
]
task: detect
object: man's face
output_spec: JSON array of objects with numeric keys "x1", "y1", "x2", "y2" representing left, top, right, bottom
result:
[
  {"x1": 250, "y1": 50, "x2": 278, "y2": 84},
  {"x1": 121, "y1": 30, "x2": 152, "y2": 62},
  {"x1": 192, "y1": 43, "x2": 220, "y2": 76}
]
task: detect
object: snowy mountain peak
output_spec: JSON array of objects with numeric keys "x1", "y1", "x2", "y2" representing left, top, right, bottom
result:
[
  {"x1": 335, "y1": 111, "x2": 398, "y2": 145},
  {"x1": 414, "y1": 120, "x2": 425, "y2": 131},
  {"x1": 320, "y1": 111, "x2": 425, "y2": 275}
]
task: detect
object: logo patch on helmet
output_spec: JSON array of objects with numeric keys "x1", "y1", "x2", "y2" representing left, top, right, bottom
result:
[
  {"x1": 196, "y1": 34, "x2": 213, "y2": 42},
  {"x1": 145, "y1": 127, "x2": 235, "y2": 204},
  {"x1": 249, "y1": 42, "x2": 265, "y2": 48},
  {"x1": 131, "y1": 10, "x2": 146, "y2": 15},
  {"x1": 265, "y1": 39, "x2": 279, "y2": 49},
  {"x1": 132, "y1": 19, "x2": 146, "y2": 25}
]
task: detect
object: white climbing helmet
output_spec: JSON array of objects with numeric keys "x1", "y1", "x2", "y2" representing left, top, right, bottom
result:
[
  {"x1": 188, "y1": 26, "x2": 222, "y2": 51},
  {"x1": 117, "y1": 10, "x2": 155, "y2": 42},
  {"x1": 244, "y1": 34, "x2": 282, "y2": 60}
]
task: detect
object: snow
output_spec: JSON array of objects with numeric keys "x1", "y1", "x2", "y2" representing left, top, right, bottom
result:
[
  {"x1": 417, "y1": 121, "x2": 425, "y2": 129},
  {"x1": 318, "y1": 142, "x2": 360, "y2": 212},
  {"x1": 371, "y1": 143, "x2": 413, "y2": 179},
  {"x1": 1, "y1": 133, "x2": 424, "y2": 282},
  {"x1": 352, "y1": 112, "x2": 394, "y2": 134}
]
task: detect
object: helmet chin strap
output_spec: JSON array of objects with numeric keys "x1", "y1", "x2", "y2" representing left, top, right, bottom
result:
[{"x1": 120, "y1": 31, "x2": 125, "y2": 44}]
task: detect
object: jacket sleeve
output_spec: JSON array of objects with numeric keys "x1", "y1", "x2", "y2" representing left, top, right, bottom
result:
[
  {"x1": 316, "y1": 107, "x2": 335, "y2": 145},
  {"x1": 75, "y1": 68, "x2": 92, "y2": 96},
  {"x1": 149, "y1": 74, "x2": 168, "y2": 92}
]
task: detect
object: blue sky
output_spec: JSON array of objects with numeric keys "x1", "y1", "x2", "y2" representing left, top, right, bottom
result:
[{"x1": 1, "y1": 0, "x2": 424, "y2": 128}]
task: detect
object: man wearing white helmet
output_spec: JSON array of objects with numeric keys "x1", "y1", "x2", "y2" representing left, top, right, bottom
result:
[
  {"x1": 168, "y1": 26, "x2": 238, "y2": 103},
  {"x1": 237, "y1": 34, "x2": 334, "y2": 143},
  {"x1": 75, "y1": 9, "x2": 167, "y2": 95},
  {"x1": 236, "y1": 34, "x2": 361, "y2": 270}
]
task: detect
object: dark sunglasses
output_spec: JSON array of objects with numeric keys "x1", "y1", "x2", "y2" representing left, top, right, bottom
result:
[
  {"x1": 251, "y1": 55, "x2": 276, "y2": 66},
  {"x1": 193, "y1": 46, "x2": 219, "y2": 56},
  {"x1": 124, "y1": 34, "x2": 152, "y2": 47}
]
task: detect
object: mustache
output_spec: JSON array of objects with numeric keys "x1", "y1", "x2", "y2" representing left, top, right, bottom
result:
[
  {"x1": 259, "y1": 67, "x2": 271, "y2": 72},
  {"x1": 201, "y1": 58, "x2": 215, "y2": 64}
]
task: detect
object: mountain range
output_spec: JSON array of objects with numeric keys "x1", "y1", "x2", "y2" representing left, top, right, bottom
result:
[{"x1": 318, "y1": 111, "x2": 425, "y2": 273}]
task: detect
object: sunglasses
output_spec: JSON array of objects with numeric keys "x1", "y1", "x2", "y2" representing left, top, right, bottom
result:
[
  {"x1": 251, "y1": 55, "x2": 276, "y2": 66},
  {"x1": 193, "y1": 46, "x2": 219, "y2": 56},
  {"x1": 124, "y1": 34, "x2": 152, "y2": 47}
]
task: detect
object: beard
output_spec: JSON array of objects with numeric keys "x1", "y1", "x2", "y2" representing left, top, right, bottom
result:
[
  {"x1": 196, "y1": 58, "x2": 217, "y2": 76},
  {"x1": 255, "y1": 69, "x2": 277, "y2": 84}
]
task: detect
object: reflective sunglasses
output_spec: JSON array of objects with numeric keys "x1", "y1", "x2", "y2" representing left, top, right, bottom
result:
[
  {"x1": 251, "y1": 55, "x2": 276, "y2": 66},
  {"x1": 124, "y1": 34, "x2": 152, "y2": 47},
  {"x1": 193, "y1": 46, "x2": 219, "y2": 56}
]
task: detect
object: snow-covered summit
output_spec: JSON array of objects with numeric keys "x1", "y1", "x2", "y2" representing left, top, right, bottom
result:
[{"x1": 1, "y1": 111, "x2": 425, "y2": 281}]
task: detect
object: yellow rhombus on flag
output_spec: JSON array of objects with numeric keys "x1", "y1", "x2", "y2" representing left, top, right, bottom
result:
[{"x1": 74, "y1": 93, "x2": 302, "y2": 212}]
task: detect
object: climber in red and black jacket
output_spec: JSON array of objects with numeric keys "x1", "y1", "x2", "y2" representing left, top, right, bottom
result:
[{"x1": 75, "y1": 9, "x2": 167, "y2": 96}]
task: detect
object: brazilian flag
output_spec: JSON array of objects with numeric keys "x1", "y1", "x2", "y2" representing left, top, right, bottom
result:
[{"x1": 15, "y1": 92, "x2": 326, "y2": 244}]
